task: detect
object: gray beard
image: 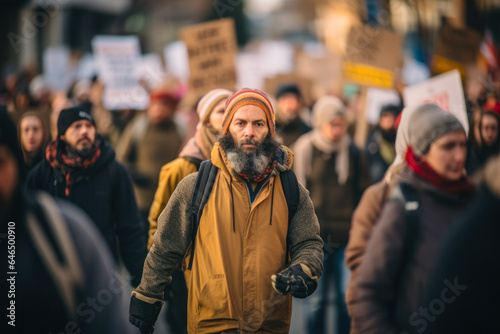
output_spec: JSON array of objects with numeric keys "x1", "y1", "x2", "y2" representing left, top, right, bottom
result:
[
  {"x1": 219, "y1": 133, "x2": 282, "y2": 176},
  {"x1": 226, "y1": 150, "x2": 270, "y2": 175}
]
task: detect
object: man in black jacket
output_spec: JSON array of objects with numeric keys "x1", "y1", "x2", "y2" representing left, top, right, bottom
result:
[
  {"x1": 27, "y1": 107, "x2": 146, "y2": 287},
  {"x1": 0, "y1": 107, "x2": 134, "y2": 333}
]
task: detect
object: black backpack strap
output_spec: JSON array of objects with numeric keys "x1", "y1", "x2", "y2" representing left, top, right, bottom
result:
[
  {"x1": 280, "y1": 169, "x2": 300, "y2": 224},
  {"x1": 182, "y1": 156, "x2": 203, "y2": 170},
  {"x1": 349, "y1": 142, "x2": 361, "y2": 207},
  {"x1": 391, "y1": 182, "x2": 421, "y2": 282},
  {"x1": 187, "y1": 160, "x2": 218, "y2": 270}
]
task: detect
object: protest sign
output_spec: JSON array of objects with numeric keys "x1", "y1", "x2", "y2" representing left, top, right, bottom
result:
[
  {"x1": 92, "y1": 35, "x2": 149, "y2": 110},
  {"x1": 180, "y1": 18, "x2": 237, "y2": 96},
  {"x1": 43, "y1": 46, "x2": 75, "y2": 92},
  {"x1": 343, "y1": 26, "x2": 403, "y2": 89},
  {"x1": 432, "y1": 23, "x2": 482, "y2": 80},
  {"x1": 403, "y1": 70, "x2": 468, "y2": 134}
]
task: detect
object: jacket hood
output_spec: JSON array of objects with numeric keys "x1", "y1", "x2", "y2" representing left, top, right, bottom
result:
[{"x1": 211, "y1": 142, "x2": 294, "y2": 179}]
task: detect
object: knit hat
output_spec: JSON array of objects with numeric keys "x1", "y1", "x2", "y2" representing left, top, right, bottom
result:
[
  {"x1": 276, "y1": 84, "x2": 302, "y2": 100},
  {"x1": 223, "y1": 88, "x2": 275, "y2": 137},
  {"x1": 312, "y1": 95, "x2": 347, "y2": 129},
  {"x1": 57, "y1": 107, "x2": 95, "y2": 137},
  {"x1": 197, "y1": 88, "x2": 233, "y2": 125},
  {"x1": 408, "y1": 103, "x2": 465, "y2": 156}
]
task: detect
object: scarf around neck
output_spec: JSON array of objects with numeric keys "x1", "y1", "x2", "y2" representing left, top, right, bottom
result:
[
  {"x1": 405, "y1": 146, "x2": 475, "y2": 195},
  {"x1": 294, "y1": 130, "x2": 350, "y2": 185},
  {"x1": 46, "y1": 138, "x2": 101, "y2": 196},
  {"x1": 238, "y1": 158, "x2": 277, "y2": 183}
]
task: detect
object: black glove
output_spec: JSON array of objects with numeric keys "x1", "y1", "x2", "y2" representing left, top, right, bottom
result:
[
  {"x1": 129, "y1": 292, "x2": 164, "y2": 334},
  {"x1": 271, "y1": 264, "x2": 318, "y2": 299}
]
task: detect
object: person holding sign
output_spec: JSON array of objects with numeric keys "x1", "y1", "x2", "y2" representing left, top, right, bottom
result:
[{"x1": 130, "y1": 88, "x2": 323, "y2": 334}]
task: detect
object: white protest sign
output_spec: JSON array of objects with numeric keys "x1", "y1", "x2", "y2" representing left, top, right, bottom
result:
[
  {"x1": 365, "y1": 88, "x2": 401, "y2": 125},
  {"x1": 75, "y1": 53, "x2": 96, "y2": 80},
  {"x1": 137, "y1": 53, "x2": 165, "y2": 89},
  {"x1": 403, "y1": 70, "x2": 468, "y2": 134},
  {"x1": 92, "y1": 35, "x2": 149, "y2": 110},
  {"x1": 43, "y1": 46, "x2": 75, "y2": 92},
  {"x1": 164, "y1": 41, "x2": 190, "y2": 83}
]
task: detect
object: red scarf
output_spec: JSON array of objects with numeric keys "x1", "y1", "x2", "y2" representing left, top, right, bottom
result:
[
  {"x1": 46, "y1": 139, "x2": 101, "y2": 196},
  {"x1": 238, "y1": 159, "x2": 277, "y2": 183},
  {"x1": 405, "y1": 146, "x2": 475, "y2": 195}
]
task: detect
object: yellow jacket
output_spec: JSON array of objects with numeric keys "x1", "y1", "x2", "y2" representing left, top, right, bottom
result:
[
  {"x1": 147, "y1": 157, "x2": 199, "y2": 249},
  {"x1": 138, "y1": 143, "x2": 323, "y2": 333}
]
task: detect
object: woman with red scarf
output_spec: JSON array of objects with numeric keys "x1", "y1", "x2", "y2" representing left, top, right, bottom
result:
[{"x1": 350, "y1": 103, "x2": 476, "y2": 334}]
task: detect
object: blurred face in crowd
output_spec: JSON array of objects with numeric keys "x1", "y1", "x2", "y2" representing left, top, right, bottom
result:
[
  {"x1": 321, "y1": 115, "x2": 347, "y2": 143},
  {"x1": 61, "y1": 120, "x2": 96, "y2": 156},
  {"x1": 421, "y1": 131, "x2": 467, "y2": 181},
  {"x1": 206, "y1": 99, "x2": 226, "y2": 132},
  {"x1": 0, "y1": 146, "x2": 18, "y2": 219},
  {"x1": 220, "y1": 105, "x2": 280, "y2": 175},
  {"x1": 278, "y1": 93, "x2": 301, "y2": 118},
  {"x1": 379, "y1": 112, "x2": 397, "y2": 142},
  {"x1": 148, "y1": 99, "x2": 176, "y2": 125},
  {"x1": 20, "y1": 116, "x2": 44, "y2": 154},
  {"x1": 379, "y1": 112, "x2": 396, "y2": 132},
  {"x1": 481, "y1": 113, "x2": 499, "y2": 146}
]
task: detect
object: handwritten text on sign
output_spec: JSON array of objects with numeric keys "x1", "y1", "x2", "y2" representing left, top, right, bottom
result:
[{"x1": 181, "y1": 18, "x2": 237, "y2": 95}]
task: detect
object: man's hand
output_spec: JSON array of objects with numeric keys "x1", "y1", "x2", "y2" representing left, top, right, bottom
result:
[
  {"x1": 129, "y1": 291, "x2": 164, "y2": 334},
  {"x1": 271, "y1": 264, "x2": 318, "y2": 298}
]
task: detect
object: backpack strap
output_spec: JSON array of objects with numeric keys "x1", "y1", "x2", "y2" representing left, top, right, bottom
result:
[
  {"x1": 182, "y1": 156, "x2": 203, "y2": 170},
  {"x1": 391, "y1": 182, "x2": 421, "y2": 281},
  {"x1": 187, "y1": 160, "x2": 218, "y2": 270},
  {"x1": 349, "y1": 142, "x2": 361, "y2": 207},
  {"x1": 26, "y1": 192, "x2": 85, "y2": 321},
  {"x1": 280, "y1": 169, "x2": 300, "y2": 224}
]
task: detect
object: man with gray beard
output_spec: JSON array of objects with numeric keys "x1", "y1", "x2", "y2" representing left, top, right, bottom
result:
[{"x1": 130, "y1": 88, "x2": 324, "y2": 334}]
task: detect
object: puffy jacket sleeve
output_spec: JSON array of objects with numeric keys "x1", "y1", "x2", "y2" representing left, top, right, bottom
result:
[
  {"x1": 58, "y1": 199, "x2": 135, "y2": 334},
  {"x1": 350, "y1": 198, "x2": 407, "y2": 334},
  {"x1": 287, "y1": 182, "x2": 324, "y2": 278},
  {"x1": 111, "y1": 161, "x2": 148, "y2": 287},
  {"x1": 147, "y1": 158, "x2": 198, "y2": 250},
  {"x1": 346, "y1": 181, "x2": 390, "y2": 314},
  {"x1": 137, "y1": 173, "x2": 196, "y2": 298}
]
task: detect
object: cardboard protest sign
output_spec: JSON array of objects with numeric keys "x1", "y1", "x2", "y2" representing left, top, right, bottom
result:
[
  {"x1": 403, "y1": 70, "x2": 468, "y2": 134},
  {"x1": 432, "y1": 23, "x2": 482, "y2": 79},
  {"x1": 343, "y1": 26, "x2": 403, "y2": 89},
  {"x1": 180, "y1": 18, "x2": 237, "y2": 96},
  {"x1": 296, "y1": 46, "x2": 344, "y2": 99},
  {"x1": 434, "y1": 23, "x2": 482, "y2": 64},
  {"x1": 92, "y1": 35, "x2": 149, "y2": 110},
  {"x1": 264, "y1": 73, "x2": 313, "y2": 107}
]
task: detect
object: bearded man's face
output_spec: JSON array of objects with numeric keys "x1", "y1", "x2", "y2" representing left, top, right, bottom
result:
[{"x1": 220, "y1": 106, "x2": 280, "y2": 175}]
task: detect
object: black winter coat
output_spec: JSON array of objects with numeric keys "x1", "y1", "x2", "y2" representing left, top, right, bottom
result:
[{"x1": 26, "y1": 139, "x2": 146, "y2": 286}]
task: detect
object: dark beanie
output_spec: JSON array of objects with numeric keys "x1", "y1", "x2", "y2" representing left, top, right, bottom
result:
[
  {"x1": 276, "y1": 84, "x2": 302, "y2": 100},
  {"x1": 380, "y1": 104, "x2": 402, "y2": 117},
  {"x1": 0, "y1": 105, "x2": 25, "y2": 178},
  {"x1": 57, "y1": 107, "x2": 95, "y2": 137}
]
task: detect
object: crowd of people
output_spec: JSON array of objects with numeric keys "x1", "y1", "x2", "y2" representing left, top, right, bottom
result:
[{"x1": 1, "y1": 61, "x2": 500, "y2": 334}]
